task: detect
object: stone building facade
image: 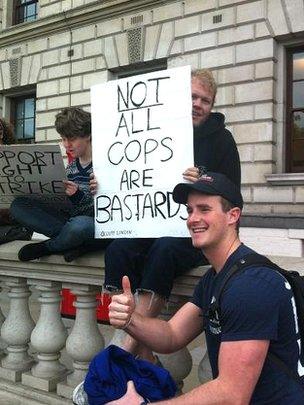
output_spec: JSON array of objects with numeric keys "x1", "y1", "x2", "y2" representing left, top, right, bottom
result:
[{"x1": 0, "y1": 0, "x2": 304, "y2": 255}]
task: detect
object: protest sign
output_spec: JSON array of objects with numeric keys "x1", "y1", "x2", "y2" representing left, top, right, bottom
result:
[
  {"x1": 91, "y1": 65, "x2": 193, "y2": 238},
  {"x1": 0, "y1": 144, "x2": 66, "y2": 208}
]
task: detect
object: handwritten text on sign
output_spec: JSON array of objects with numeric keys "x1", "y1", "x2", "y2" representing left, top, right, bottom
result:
[
  {"x1": 91, "y1": 66, "x2": 193, "y2": 238},
  {"x1": 0, "y1": 144, "x2": 66, "y2": 208}
]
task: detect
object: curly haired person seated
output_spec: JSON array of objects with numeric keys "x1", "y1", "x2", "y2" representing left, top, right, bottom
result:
[{"x1": 10, "y1": 107, "x2": 110, "y2": 262}]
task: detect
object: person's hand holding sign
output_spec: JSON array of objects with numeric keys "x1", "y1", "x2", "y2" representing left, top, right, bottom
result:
[
  {"x1": 109, "y1": 276, "x2": 136, "y2": 330},
  {"x1": 63, "y1": 180, "x2": 79, "y2": 196},
  {"x1": 89, "y1": 173, "x2": 98, "y2": 195},
  {"x1": 183, "y1": 166, "x2": 200, "y2": 183}
]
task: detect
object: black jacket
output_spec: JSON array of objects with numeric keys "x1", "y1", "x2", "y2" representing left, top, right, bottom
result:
[{"x1": 194, "y1": 112, "x2": 241, "y2": 188}]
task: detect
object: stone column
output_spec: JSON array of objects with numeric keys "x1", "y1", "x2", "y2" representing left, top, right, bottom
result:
[
  {"x1": 22, "y1": 281, "x2": 68, "y2": 392},
  {"x1": 198, "y1": 351, "x2": 213, "y2": 384},
  {"x1": 57, "y1": 284, "x2": 104, "y2": 399},
  {"x1": 0, "y1": 283, "x2": 6, "y2": 354},
  {"x1": 0, "y1": 277, "x2": 35, "y2": 382},
  {"x1": 158, "y1": 296, "x2": 193, "y2": 394}
]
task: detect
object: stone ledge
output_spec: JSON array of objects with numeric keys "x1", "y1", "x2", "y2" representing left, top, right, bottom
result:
[
  {"x1": 1, "y1": 241, "x2": 304, "y2": 296},
  {"x1": 0, "y1": 241, "x2": 105, "y2": 286},
  {"x1": 241, "y1": 214, "x2": 304, "y2": 229},
  {"x1": 0, "y1": 377, "x2": 71, "y2": 404},
  {"x1": 0, "y1": 0, "x2": 162, "y2": 46},
  {"x1": 0, "y1": 240, "x2": 209, "y2": 299},
  {"x1": 266, "y1": 173, "x2": 304, "y2": 185}
]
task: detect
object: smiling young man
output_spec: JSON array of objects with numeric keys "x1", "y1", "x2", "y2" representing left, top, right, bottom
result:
[
  {"x1": 11, "y1": 107, "x2": 110, "y2": 262},
  {"x1": 108, "y1": 172, "x2": 304, "y2": 404}
]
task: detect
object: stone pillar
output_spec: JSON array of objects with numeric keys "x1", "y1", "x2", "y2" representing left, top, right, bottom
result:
[
  {"x1": 57, "y1": 284, "x2": 104, "y2": 399},
  {"x1": 158, "y1": 296, "x2": 193, "y2": 394},
  {"x1": 0, "y1": 283, "x2": 6, "y2": 353},
  {"x1": 22, "y1": 281, "x2": 68, "y2": 392},
  {"x1": 198, "y1": 351, "x2": 213, "y2": 384},
  {"x1": 108, "y1": 328, "x2": 128, "y2": 347},
  {"x1": 0, "y1": 277, "x2": 35, "y2": 381}
]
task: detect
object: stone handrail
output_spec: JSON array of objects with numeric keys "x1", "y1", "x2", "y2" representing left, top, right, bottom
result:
[{"x1": 0, "y1": 240, "x2": 209, "y2": 404}]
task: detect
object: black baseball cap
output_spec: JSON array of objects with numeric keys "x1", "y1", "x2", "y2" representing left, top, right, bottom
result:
[{"x1": 173, "y1": 172, "x2": 243, "y2": 209}]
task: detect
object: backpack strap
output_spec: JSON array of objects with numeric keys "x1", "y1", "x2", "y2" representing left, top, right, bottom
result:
[
  {"x1": 206, "y1": 252, "x2": 304, "y2": 390},
  {"x1": 204, "y1": 262, "x2": 245, "y2": 325},
  {"x1": 240, "y1": 255, "x2": 304, "y2": 365},
  {"x1": 267, "y1": 352, "x2": 304, "y2": 390},
  {"x1": 208, "y1": 253, "x2": 278, "y2": 319}
]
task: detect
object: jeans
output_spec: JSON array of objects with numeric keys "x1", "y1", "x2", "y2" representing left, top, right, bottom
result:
[
  {"x1": 10, "y1": 196, "x2": 94, "y2": 252},
  {"x1": 104, "y1": 237, "x2": 208, "y2": 299}
]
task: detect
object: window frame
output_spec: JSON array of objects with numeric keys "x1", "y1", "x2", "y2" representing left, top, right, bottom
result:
[
  {"x1": 13, "y1": 0, "x2": 38, "y2": 25},
  {"x1": 10, "y1": 94, "x2": 36, "y2": 143},
  {"x1": 286, "y1": 45, "x2": 304, "y2": 173}
]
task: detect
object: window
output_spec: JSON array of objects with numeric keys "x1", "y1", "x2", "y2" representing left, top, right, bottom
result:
[
  {"x1": 14, "y1": 0, "x2": 38, "y2": 25},
  {"x1": 286, "y1": 47, "x2": 304, "y2": 173},
  {"x1": 111, "y1": 59, "x2": 167, "y2": 79},
  {"x1": 12, "y1": 96, "x2": 36, "y2": 142}
]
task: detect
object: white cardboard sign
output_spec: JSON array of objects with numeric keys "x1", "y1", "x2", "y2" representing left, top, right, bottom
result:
[
  {"x1": 0, "y1": 143, "x2": 66, "y2": 208},
  {"x1": 91, "y1": 65, "x2": 193, "y2": 238}
]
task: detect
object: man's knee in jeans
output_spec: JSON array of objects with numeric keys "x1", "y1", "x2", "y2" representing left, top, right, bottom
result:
[
  {"x1": 105, "y1": 238, "x2": 139, "y2": 255},
  {"x1": 10, "y1": 196, "x2": 29, "y2": 221},
  {"x1": 105, "y1": 239, "x2": 145, "y2": 268},
  {"x1": 65, "y1": 216, "x2": 94, "y2": 239},
  {"x1": 148, "y1": 237, "x2": 179, "y2": 259},
  {"x1": 149, "y1": 237, "x2": 201, "y2": 260}
]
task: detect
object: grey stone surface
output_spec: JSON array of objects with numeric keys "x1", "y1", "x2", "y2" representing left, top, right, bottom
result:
[{"x1": 1, "y1": 241, "x2": 304, "y2": 402}]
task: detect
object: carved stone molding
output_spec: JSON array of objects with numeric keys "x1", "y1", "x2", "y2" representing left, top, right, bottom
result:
[
  {"x1": 127, "y1": 27, "x2": 143, "y2": 64},
  {"x1": 9, "y1": 57, "x2": 21, "y2": 87}
]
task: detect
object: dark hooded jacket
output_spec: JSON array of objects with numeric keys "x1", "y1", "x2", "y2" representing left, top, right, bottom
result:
[{"x1": 194, "y1": 112, "x2": 241, "y2": 188}]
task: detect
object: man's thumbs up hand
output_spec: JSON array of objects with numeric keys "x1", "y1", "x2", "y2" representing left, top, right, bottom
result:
[
  {"x1": 108, "y1": 276, "x2": 136, "y2": 330},
  {"x1": 122, "y1": 275, "x2": 132, "y2": 295}
]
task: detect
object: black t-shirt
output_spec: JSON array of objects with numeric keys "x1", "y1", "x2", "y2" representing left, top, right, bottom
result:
[{"x1": 192, "y1": 244, "x2": 304, "y2": 404}]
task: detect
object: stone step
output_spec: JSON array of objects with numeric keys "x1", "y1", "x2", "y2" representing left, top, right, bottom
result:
[{"x1": 0, "y1": 379, "x2": 71, "y2": 404}]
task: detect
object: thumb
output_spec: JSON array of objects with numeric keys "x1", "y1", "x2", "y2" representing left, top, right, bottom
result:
[
  {"x1": 126, "y1": 380, "x2": 136, "y2": 393},
  {"x1": 122, "y1": 275, "x2": 132, "y2": 295}
]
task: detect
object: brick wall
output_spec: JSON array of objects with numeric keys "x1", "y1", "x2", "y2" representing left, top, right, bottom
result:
[{"x1": 0, "y1": 0, "x2": 304, "y2": 214}]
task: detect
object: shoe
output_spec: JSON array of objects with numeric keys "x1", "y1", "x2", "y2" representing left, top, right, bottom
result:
[
  {"x1": 154, "y1": 354, "x2": 164, "y2": 368},
  {"x1": 18, "y1": 241, "x2": 50, "y2": 261},
  {"x1": 63, "y1": 248, "x2": 82, "y2": 263},
  {"x1": 0, "y1": 226, "x2": 32, "y2": 246},
  {"x1": 72, "y1": 381, "x2": 89, "y2": 405},
  {"x1": 63, "y1": 243, "x2": 101, "y2": 263},
  {"x1": 63, "y1": 244, "x2": 90, "y2": 262},
  {"x1": 135, "y1": 354, "x2": 164, "y2": 368}
]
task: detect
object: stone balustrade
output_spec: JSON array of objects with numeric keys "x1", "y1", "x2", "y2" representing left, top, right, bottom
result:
[{"x1": 0, "y1": 240, "x2": 209, "y2": 404}]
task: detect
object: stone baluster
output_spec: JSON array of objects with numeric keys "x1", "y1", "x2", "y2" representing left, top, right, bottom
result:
[
  {"x1": 0, "y1": 284, "x2": 5, "y2": 326},
  {"x1": 0, "y1": 277, "x2": 35, "y2": 382},
  {"x1": 57, "y1": 284, "x2": 104, "y2": 399},
  {"x1": 0, "y1": 283, "x2": 6, "y2": 354},
  {"x1": 158, "y1": 295, "x2": 193, "y2": 394},
  {"x1": 198, "y1": 350, "x2": 213, "y2": 384},
  {"x1": 22, "y1": 281, "x2": 68, "y2": 392}
]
